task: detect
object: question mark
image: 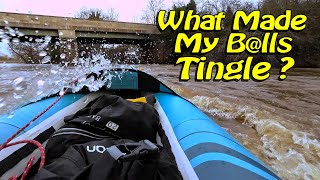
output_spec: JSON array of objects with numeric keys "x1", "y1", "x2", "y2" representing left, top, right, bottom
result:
[{"x1": 279, "y1": 57, "x2": 295, "y2": 80}]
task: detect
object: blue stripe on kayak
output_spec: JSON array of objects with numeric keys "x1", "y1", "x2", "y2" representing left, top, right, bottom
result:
[
  {"x1": 0, "y1": 123, "x2": 21, "y2": 144},
  {"x1": 179, "y1": 132, "x2": 262, "y2": 164},
  {"x1": 174, "y1": 119, "x2": 239, "y2": 144},
  {"x1": 191, "y1": 153, "x2": 277, "y2": 180},
  {"x1": 0, "y1": 94, "x2": 86, "y2": 144},
  {"x1": 194, "y1": 160, "x2": 266, "y2": 180},
  {"x1": 184, "y1": 142, "x2": 278, "y2": 178}
]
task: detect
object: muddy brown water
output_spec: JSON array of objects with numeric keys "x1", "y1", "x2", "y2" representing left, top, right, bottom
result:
[{"x1": 0, "y1": 63, "x2": 320, "y2": 179}]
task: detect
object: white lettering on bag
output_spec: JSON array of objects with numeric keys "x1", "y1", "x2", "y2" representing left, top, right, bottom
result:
[
  {"x1": 86, "y1": 145, "x2": 107, "y2": 153},
  {"x1": 106, "y1": 121, "x2": 119, "y2": 131},
  {"x1": 92, "y1": 115, "x2": 101, "y2": 121}
]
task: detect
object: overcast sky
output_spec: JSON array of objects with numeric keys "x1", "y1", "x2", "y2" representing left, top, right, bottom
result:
[{"x1": 0, "y1": 0, "x2": 192, "y2": 22}]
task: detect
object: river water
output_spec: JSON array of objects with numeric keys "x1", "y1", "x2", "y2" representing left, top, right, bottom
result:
[{"x1": 0, "y1": 62, "x2": 319, "y2": 180}]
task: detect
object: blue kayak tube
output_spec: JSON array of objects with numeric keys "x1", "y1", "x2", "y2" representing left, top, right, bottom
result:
[{"x1": 155, "y1": 93, "x2": 278, "y2": 180}]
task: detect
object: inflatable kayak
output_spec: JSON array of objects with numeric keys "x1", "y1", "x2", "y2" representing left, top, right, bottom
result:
[{"x1": 0, "y1": 69, "x2": 279, "y2": 180}]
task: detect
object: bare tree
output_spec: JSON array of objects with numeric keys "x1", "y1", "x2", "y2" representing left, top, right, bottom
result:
[
  {"x1": 8, "y1": 42, "x2": 46, "y2": 64},
  {"x1": 172, "y1": 0, "x2": 187, "y2": 8},
  {"x1": 201, "y1": 0, "x2": 255, "y2": 14},
  {"x1": 105, "y1": 8, "x2": 119, "y2": 21},
  {"x1": 142, "y1": 0, "x2": 165, "y2": 24},
  {"x1": 201, "y1": 0, "x2": 239, "y2": 13},
  {"x1": 132, "y1": 15, "x2": 143, "y2": 23},
  {"x1": 75, "y1": 7, "x2": 119, "y2": 21}
]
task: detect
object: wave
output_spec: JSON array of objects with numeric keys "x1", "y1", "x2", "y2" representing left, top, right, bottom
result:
[{"x1": 188, "y1": 95, "x2": 320, "y2": 180}]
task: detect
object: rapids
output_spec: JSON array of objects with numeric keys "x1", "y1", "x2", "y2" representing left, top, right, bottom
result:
[{"x1": 142, "y1": 64, "x2": 320, "y2": 180}]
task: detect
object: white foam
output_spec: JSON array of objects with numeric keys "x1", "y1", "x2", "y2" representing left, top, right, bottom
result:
[{"x1": 186, "y1": 95, "x2": 320, "y2": 179}]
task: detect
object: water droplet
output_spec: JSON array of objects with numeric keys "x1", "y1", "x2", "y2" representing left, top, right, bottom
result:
[
  {"x1": 36, "y1": 90, "x2": 43, "y2": 96},
  {"x1": 13, "y1": 93, "x2": 22, "y2": 99},
  {"x1": 9, "y1": 29, "x2": 16, "y2": 36},
  {"x1": 39, "y1": 51, "x2": 47, "y2": 57},
  {"x1": 0, "y1": 102, "x2": 5, "y2": 108},
  {"x1": 50, "y1": 69, "x2": 58, "y2": 74},
  {"x1": 12, "y1": 38, "x2": 20, "y2": 43},
  {"x1": 35, "y1": 38, "x2": 43, "y2": 42},
  {"x1": 14, "y1": 86, "x2": 23, "y2": 91},
  {"x1": 35, "y1": 16, "x2": 39, "y2": 20},
  {"x1": 29, "y1": 37, "x2": 33, "y2": 41},
  {"x1": 41, "y1": 56, "x2": 51, "y2": 63},
  {"x1": 59, "y1": 88, "x2": 64, "y2": 96},
  {"x1": 106, "y1": 80, "x2": 112, "y2": 88},
  {"x1": 45, "y1": 23, "x2": 48, "y2": 26},
  {"x1": 44, "y1": 36, "x2": 51, "y2": 42},
  {"x1": 17, "y1": 31, "x2": 24, "y2": 36},
  {"x1": 1, "y1": 38, "x2": 9, "y2": 43},
  {"x1": 60, "y1": 53, "x2": 66, "y2": 59},
  {"x1": 59, "y1": 32, "x2": 64, "y2": 36},
  {"x1": 13, "y1": 77, "x2": 24, "y2": 85},
  {"x1": 37, "y1": 80, "x2": 45, "y2": 86},
  {"x1": 4, "y1": 20, "x2": 8, "y2": 24},
  {"x1": 35, "y1": 30, "x2": 39, "y2": 33}
]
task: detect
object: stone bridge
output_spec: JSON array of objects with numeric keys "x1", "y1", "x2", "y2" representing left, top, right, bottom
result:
[{"x1": 0, "y1": 12, "x2": 162, "y2": 63}]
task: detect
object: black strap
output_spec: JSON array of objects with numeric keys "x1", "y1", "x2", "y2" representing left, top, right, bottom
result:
[{"x1": 107, "y1": 139, "x2": 160, "y2": 161}]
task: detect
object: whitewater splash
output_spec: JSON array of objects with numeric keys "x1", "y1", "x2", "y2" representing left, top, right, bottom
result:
[
  {"x1": 189, "y1": 95, "x2": 320, "y2": 180},
  {"x1": 1, "y1": 26, "x2": 145, "y2": 114},
  {"x1": 0, "y1": 55, "x2": 132, "y2": 115}
]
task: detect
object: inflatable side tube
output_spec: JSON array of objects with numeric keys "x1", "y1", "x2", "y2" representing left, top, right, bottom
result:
[
  {"x1": 155, "y1": 93, "x2": 279, "y2": 180},
  {"x1": 0, "y1": 94, "x2": 86, "y2": 144}
]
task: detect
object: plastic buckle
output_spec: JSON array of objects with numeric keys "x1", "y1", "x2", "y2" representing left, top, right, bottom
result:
[{"x1": 107, "y1": 140, "x2": 159, "y2": 161}]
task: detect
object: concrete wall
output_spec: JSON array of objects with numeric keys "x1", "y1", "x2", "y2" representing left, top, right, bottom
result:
[{"x1": 0, "y1": 12, "x2": 160, "y2": 35}]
